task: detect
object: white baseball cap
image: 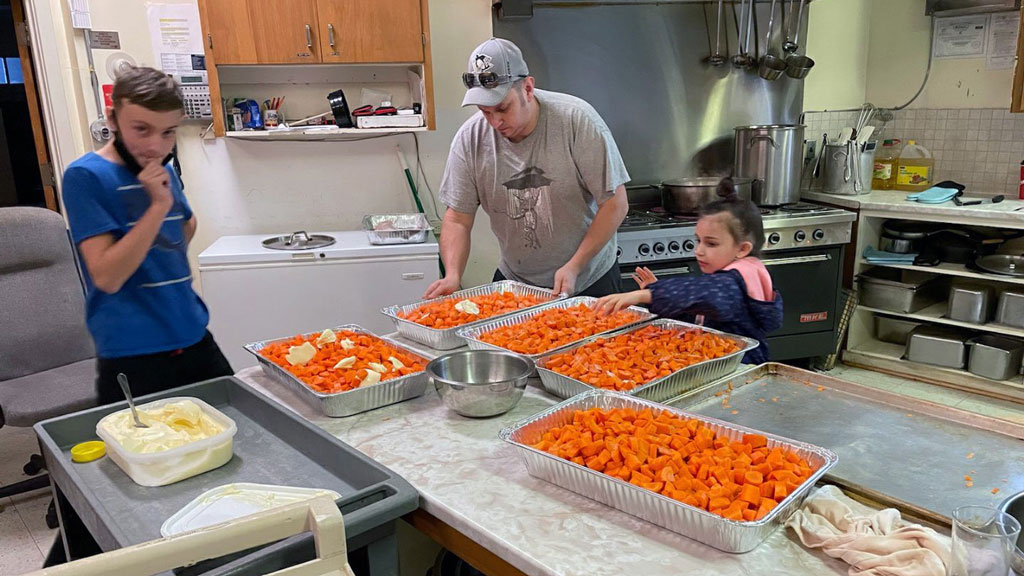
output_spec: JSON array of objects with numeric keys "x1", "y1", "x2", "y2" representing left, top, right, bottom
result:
[{"x1": 462, "y1": 38, "x2": 530, "y2": 108}]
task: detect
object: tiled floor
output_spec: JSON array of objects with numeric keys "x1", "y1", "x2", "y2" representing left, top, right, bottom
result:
[
  {"x1": 0, "y1": 425, "x2": 58, "y2": 576},
  {"x1": 0, "y1": 364, "x2": 1020, "y2": 574}
]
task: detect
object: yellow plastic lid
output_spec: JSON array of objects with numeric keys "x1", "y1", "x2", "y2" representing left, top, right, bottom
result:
[
  {"x1": 907, "y1": 139, "x2": 916, "y2": 145},
  {"x1": 71, "y1": 441, "x2": 106, "y2": 463}
]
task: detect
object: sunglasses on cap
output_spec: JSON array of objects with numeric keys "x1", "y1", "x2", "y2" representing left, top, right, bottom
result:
[{"x1": 462, "y1": 72, "x2": 528, "y2": 89}]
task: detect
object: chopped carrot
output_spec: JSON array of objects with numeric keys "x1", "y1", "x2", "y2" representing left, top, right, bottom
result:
[
  {"x1": 543, "y1": 325, "x2": 741, "y2": 392},
  {"x1": 531, "y1": 407, "x2": 817, "y2": 523},
  {"x1": 259, "y1": 330, "x2": 425, "y2": 394},
  {"x1": 398, "y1": 291, "x2": 548, "y2": 329},
  {"x1": 478, "y1": 304, "x2": 639, "y2": 356}
]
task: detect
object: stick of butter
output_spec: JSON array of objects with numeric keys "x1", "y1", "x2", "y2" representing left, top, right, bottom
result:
[
  {"x1": 359, "y1": 369, "x2": 381, "y2": 388},
  {"x1": 338, "y1": 338, "x2": 355, "y2": 350},
  {"x1": 285, "y1": 342, "x2": 317, "y2": 366},
  {"x1": 315, "y1": 328, "x2": 337, "y2": 348},
  {"x1": 333, "y1": 356, "x2": 356, "y2": 370},
  {"x1": 454, "y1": 299, "x2": 480, "y2": 315},
  {"x1": 388, "y1": 356, "x2": 405, "y2": 370},
  {"x1": 368, "y1": 362, "x2": 389, "y2": 374}
]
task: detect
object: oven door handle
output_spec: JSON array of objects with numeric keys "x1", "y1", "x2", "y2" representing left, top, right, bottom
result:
[
  {"x1": 621, "y1": 266, "x2": 691, "y2": 281},
  {"x1": 762, "y1": 254, "x2": 832, "y2": 267}
]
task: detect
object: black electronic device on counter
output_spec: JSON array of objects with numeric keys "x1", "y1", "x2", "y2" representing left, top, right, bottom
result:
[{"x1": 327, "y1": 89, "x2": 354, "y2": 128}]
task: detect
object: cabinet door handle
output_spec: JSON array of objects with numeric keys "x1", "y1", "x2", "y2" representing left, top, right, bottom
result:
[
  {"x1": 328, "y1": 24, "x2": 335, "y2": 48},
  {"x1": 401, "y1": 273, "x2": 425, "y2": 280},
  {"x1": 207, "y1": 34, "x2": 213, "y2": 50},
  {"x1": 305, "y1": 24, "x2": 313, "y2": 49}
]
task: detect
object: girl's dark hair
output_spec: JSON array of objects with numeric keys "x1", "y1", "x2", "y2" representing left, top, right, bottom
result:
[{"x1": 698, "y1": 177, "x2": 766, "y2": 256}]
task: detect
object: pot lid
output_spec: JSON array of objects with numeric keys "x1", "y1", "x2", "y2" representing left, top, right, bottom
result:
[
  {"x1": 882, "y1": 219, "x2": 941, "y2": 240},
  {"x1": 734, "y1": 124, "x2": 805, "y2": 131},
  {"x1": 974, "y1": 254, "x2": 1024, "y2": 277},
  {"x1": 262, "y1": 231, "x2": 336, "y2": 251}
]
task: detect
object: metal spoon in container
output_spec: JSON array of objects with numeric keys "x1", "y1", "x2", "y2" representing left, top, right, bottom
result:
[
  {"x1": 758, "y1": 0, "x2": 786, "y2": 81},
  {"x1": 117, "y1": 373, "x2": 149, "y2": 428}
]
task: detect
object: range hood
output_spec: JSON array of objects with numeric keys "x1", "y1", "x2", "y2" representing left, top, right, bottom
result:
[{"x1": 926, "y1": 0, "x2": 1020, "y2": 16}]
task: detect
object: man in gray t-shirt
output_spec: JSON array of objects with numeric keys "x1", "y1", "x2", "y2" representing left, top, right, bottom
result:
[{"x1": 425, "y1": 37, "x2": 630, "y2": 299}]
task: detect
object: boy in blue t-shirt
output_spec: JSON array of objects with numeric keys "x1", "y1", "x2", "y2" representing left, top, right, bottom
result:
[{"x1": 62, "y1": 66, "x2": 232, "y2": 405}]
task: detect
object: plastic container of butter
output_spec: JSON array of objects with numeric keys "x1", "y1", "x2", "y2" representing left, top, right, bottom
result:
[{"x1": 95, "y1": 397, "x2": 237, "y2": 487}]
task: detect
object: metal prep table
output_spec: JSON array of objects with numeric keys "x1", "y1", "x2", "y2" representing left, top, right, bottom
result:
[
  {"x1": 34, "y1": 376, "x2": 419, "y2": 576},
  {"x1": 669, "y1": 362, "x2": 1024, "y2": 526}
]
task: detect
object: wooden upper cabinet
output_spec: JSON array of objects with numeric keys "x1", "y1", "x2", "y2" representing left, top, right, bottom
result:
[
  {"x1": 316, "y1": 0, "x2": 424, "y2": 63},
  {"x1": 1013, "y1": 5, "x2": 1024, "y2": 113},
  {"x1": 247, "y1": 0, "x2": 321, "y2": 64},
  {"x1": 199, "y1": 0, "x2": 258, "y2": 64}
]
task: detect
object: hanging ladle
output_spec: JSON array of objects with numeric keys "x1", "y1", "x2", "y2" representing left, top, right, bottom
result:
[
  {"x1": 708, "y1": 0, "x2": 727, "y2": 66},
  {"x1": 758, "y1": 0, "x2": 786, "y2": 81},
  {"x1": 732, "y1": 0, "x2": 755, "y2": 68},
  {"x1": 782, "y1": 0, "x2": 799, "y2": 54},
  {"x1": 784, "y1": 0, "x2": 814, "y2": 78}
]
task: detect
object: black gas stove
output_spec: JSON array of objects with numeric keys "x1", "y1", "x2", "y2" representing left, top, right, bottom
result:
[{"x1": 615, "y1": 196, "x2": 856, "y2": 363}]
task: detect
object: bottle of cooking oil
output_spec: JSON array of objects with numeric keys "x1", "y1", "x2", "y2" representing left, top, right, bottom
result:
[
  {"x1": 895, "y1": 139, "x2": 934, "y2": 192},
  {"x1": 872, "y1": 139, "x2": 901, "y2": 190}
]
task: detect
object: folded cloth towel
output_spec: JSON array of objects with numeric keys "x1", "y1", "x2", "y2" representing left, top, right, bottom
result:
[
  {"x1": 786, "y1": 485, "x2": 949, "y2": 576},
  {"x1": 906, "y1": 186, "x2": 960, "y2": 204},
  {"x1": 863, "y1": 246, "x2": 918, "y2": 264}
]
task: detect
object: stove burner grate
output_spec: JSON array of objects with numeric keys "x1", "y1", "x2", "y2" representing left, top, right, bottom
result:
[{"x1": 779, "y1": 202, "x2": 825, "y2": 213}]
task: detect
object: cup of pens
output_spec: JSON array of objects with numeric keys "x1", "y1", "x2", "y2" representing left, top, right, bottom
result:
[{"x1": 264, "y1": 97, "x2": 284, "y2": 128}]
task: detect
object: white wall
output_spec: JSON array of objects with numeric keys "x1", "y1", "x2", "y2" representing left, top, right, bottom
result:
[
  {"x1": 865, "y1": 0, "x2": 1014, "y2": 109},
  {"x1": 55, "y1": 0, "x2": 500, "y2": 291},
  {"x1": 804, "y1": 0, "x2": 872, "y2": 111},
  {"x1": 805, "y1": 0, "x2": 1016, "y2": 111}
]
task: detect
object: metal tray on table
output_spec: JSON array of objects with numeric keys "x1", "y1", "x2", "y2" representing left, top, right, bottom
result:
[
  {"x1": 361, "y1": 213, "x2": 432, "y2": 245},
  {"x1": 245, "y1": 324, "x2": 430, "y2": 417},
  {"x1": 669, "y1": 362, "x2": 1024, "y2": 527},
  {"x1": 499, "y1": 390, "x2": 837, "y2": 553},
  {"x1": 381, "y1": 280, "x2": 564, "y2": 350},
  {"x1": 535, "y1": 319, "x2": 758, "y2": 402},
  {"x1": 456, "y1": 296, "x2": 657, "y2": 361},
  {"x1": 34, "y1": 376, "x2": 418, "y2": 571}
]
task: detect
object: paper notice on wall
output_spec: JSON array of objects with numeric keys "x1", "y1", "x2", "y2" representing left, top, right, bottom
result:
[
  {"x1": 933, "y1": 15, "x2": 988, "y2": 59},
  {"x1": 69, "y1": 0, "x2": 92, "y2": 29},
  {"x1": 147, "y1": 3, "x2": 206, "y2": 80},
  {"x1": 986, "y1": 12, "x2": 1020, "y2": 70}
]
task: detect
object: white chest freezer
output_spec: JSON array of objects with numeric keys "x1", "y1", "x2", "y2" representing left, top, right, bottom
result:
[{"x1": 198, "y1": 230, "x2": 439, "y2": 369}]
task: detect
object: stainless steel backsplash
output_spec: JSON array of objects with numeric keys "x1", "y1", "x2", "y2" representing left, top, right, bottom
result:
[{"x1": 493, "y1": 1, "x2": 807, "y2": 188}]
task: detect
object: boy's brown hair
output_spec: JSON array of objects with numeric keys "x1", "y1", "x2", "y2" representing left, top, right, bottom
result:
[{"x1": 111, "y1": 66, "x2": 183, "y2": 112}]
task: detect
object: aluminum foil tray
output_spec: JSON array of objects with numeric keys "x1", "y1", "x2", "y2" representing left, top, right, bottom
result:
[
  {"x1": 456, "y1": 296, "x2": 656, "y2": 361},
  {"x1": 362, "y1": 213, "x2": 431, "y2": 245},
  {"x1": 381, "y1": 281, "x2": 565, "y2": 351},
  {"x1": 245, "y1": 324, "x2": 429, "y2": 417},
  {"x1": 499, "y1": 390, "x2": 837, "y2": 553},
  {"x1": 535, "y1": 319, "x2": 757, "y2": 402}
]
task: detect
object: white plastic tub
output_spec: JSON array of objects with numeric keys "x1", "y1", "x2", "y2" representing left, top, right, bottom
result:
[
  {"x1": 161, "y1": 483, "x2": 342, "y2": 536},
  {"x1": 96, "y1": 397, "x2": 237, "y2": 487}
]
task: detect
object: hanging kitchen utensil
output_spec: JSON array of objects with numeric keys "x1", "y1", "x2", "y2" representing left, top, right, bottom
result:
[
  {"x1": 974, "y1": 254, "x2": 1024, "y2": 278},
  {"x1": 758, "y1": 0, "x2": 787, "y2": 81},
  {"x1": 732, "y1": 0, "x2": 752, "y2": 68},
  {"x1": 783, "y1": 0, "x2": 813, "y2": 78},
  {"x1": 785, "y1": 0, "x2": 808, "y2": 55},
  {"x1": 782, "y1": 0, "x2": 798, "y2": 54},
  {"x1": 707, "y1": 0, "x2": 727, "y2": 66}
]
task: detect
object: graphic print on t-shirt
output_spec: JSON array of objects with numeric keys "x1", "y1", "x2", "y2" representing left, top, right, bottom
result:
[{"x1": 499, "y1": 167, "x2": 553, "y2": 250}]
